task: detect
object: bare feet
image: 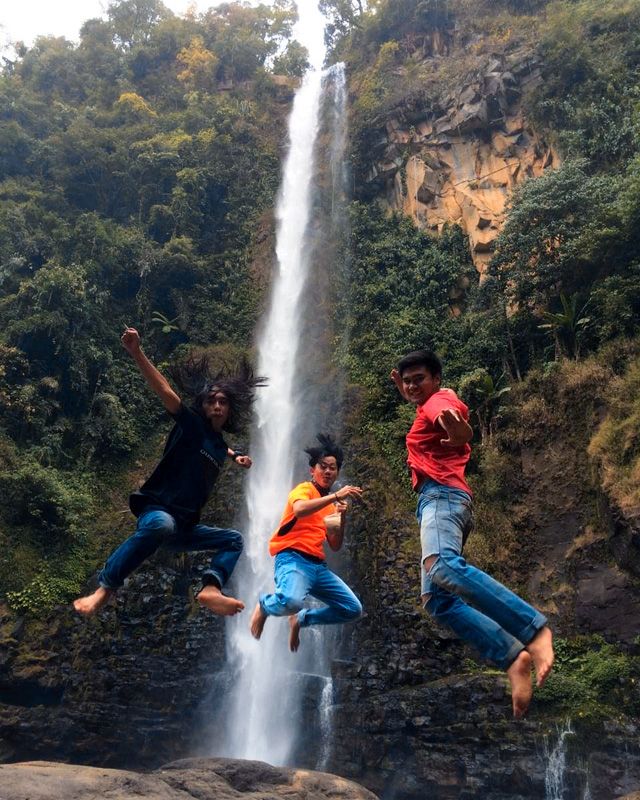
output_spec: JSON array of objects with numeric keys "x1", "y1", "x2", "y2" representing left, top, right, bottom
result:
[
  {"x1": 288, "y1": 614, "x2": 301, "y2": 652},
  {"x1": 197, "y1": 585, "x2": 244, "y2": 616},
  {"x1": 507, "y1": 650, "x2": 533, "y2": 719},
  {"x1": 73, "y1": 587, "x2": 115, "y2": 616},
  {"x1": 250, "y1": 603, "x2": 267, "y2": 639},
  {"x1": 526, "y1": 626, "x2": 554, "y2": 687}
]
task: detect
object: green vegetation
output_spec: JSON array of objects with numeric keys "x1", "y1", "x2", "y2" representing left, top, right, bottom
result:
[
  {"x1": 0, "y1": 0, "x2": 303, "y2": 610},
  {"x1": 589, "y1": 353, "x2": 640, "y2": 516},
  {"x1": 536, "y1": 636, "x2": 640, "y2": 719}
]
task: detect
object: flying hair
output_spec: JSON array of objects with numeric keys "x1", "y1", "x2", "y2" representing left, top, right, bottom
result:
[
  {"x1": 304, "y1": 433, "x2": 344, "y2": 470},
  {"x1": 167, "y1": 352, "x2": 267, "y2": 433}
]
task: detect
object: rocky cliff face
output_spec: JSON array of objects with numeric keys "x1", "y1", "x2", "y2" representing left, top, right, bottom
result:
[{"x1": 365, "y1": 48, "x2": 557, "y2": 272}]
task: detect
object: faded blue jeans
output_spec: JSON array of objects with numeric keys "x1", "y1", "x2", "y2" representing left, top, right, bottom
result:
[
  {"x1": 98, "y1": 506, "x2": 243, "y2": 590},
  {"x1": 260, "y1": 550, "x2": 363, "y2": 628},
  {"x1": 417, "y1": 479, "x2": 547, "y2": 670}
]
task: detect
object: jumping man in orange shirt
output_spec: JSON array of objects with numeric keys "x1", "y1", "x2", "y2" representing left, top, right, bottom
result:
[{"x1": 250, "y1": 434, "x2": 363, "y2": 651}]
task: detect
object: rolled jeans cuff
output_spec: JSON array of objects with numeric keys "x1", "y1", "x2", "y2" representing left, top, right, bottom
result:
[
  {"x1": 202, "y1": 569, "x2": 224, "y2": 589},
  {"x1": 98, "y1": 573, "x2": 121, "y2": 590},
  {"x1": 297, "y1": 608, "x2": 309, "y2": 627},
  {"x1": 520, "y1": 612, "x2": 548, "y2": 646},
  {"x1": 501, "y1": 641, "x2": 526, "y2": 671}
]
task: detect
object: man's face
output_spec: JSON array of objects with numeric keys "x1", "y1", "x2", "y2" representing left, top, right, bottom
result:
[
  {"x1": 310, "y1": 456, "x2": 339, "y2": 490},
  {"x1": 400, "y1": 366, "x2": 441, "y2": 405},
  {"x1": 203, "y1": 391, "x2": 230, "y2": 431}
]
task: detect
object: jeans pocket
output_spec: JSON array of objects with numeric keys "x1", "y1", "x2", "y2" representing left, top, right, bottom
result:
[{"x1": 416, "y1": 489, "x2": 442, "y2": 521}]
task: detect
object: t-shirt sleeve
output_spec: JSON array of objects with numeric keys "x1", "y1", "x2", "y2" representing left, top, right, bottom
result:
[
  {"x1": 288, "y1": 483, "x2": 315, "y2": 505},
  {"x1": 421, "y1": 390, "x2": 467, "y2": 426},
  {"x1": 170, "y1": 403, "x2": 204, "y2": 442}
]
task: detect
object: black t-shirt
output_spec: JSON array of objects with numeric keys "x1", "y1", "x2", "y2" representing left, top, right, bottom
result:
[{"x1": 129, "y1": 404, "x2": 229, "y2": 525}]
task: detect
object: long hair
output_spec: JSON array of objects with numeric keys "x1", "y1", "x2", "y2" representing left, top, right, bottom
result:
[
  {"x1": 167, "y1": 353, "x2": 267, "y2": 433},
  {"x1": 304, "y1": 433, "x2": 344, "y2": 469}
]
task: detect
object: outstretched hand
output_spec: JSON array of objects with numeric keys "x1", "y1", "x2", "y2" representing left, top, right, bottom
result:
[
  {"x1": 334, "y1": 485, "x2": 363, "y2": 503},
  {"x1": 439, "y1": 408, "x2": 472, "y2": 447},
  {"x1": 121, "y1": 326, "x2": 141, "y2": 356},
  {"x1": 235, "y1": 455, "x2": 252, "y2": 469}
]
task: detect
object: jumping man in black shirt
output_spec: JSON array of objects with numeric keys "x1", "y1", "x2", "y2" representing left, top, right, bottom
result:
[{"x1": 73, "y1": 327, "x2": 265, "y2": 617}]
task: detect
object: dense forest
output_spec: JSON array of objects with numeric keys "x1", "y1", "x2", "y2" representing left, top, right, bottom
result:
[
  {"x1": 1, "y1": 0, "x2": 640, "y2": 730},
  {"x1": 0, "y1": 0, "x2": 305, "y2": 611}
]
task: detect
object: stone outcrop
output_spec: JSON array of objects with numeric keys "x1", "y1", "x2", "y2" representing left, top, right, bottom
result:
[
  {"x1": 0, "y1": 562, "x2": 227, "y2": 767},
  {"x1": 0, "y1": 758, "x2": 379, "y2": 800},
  {"x1": 365, "y1": 49, "x2": 558, "y2": 272}
]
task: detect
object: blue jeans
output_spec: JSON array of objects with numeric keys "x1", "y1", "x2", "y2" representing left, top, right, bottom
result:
[
  {"x1": 260, "y1": 550, "x2": 363, "y2": 628},
  {"x1": 98, "y1": 506, "x2": 243, "y2": 590},
  {"x1": 417, "y1": 479, "x2": 547, "y2": 670}
]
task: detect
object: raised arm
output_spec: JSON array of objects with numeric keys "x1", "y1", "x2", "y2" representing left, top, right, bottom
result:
[
  {"x1": 121, "y1": 327, "x2": 181, "y2": 415},
  {"x1": 390, "y1": 368, "x2": 410, "y2": 402},
  {"x1": 292, "y1": 484, "x2": 363, "y2": 519}
]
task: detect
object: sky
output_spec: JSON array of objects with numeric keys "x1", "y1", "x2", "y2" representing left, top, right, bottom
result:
[
  {"x1": 0, "y1": 0, "x2": 321, "y2": 54},
  {"x1": 1, "y1": 0, "x2": 325, "y2": 75},
  {"x1": 1, "y1": 1, "x2": 198, "y2": 49}
]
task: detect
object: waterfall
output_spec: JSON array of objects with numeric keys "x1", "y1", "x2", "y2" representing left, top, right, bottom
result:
[
  {"x1": 545, "y1": 720, "x2": 573, "y2": 799},
  {"x1": 209, "y1": 2, "x2": 350, "y2": 767},
  {"x1": 316, "y1": 677, "x2": 334, "y2": 771}
]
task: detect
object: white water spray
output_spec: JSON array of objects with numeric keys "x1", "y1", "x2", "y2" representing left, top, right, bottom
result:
[
  {"x1": 215, "y1": 2, "x2": 347, "y2": 766},
  {"x1": 544, "y1": 720, "x2": 574, "y2": 800}
]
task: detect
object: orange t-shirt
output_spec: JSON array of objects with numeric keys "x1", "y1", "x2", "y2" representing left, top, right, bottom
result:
[{"x1": 269, "y1": 481, "x2": 337, "y2": 560}]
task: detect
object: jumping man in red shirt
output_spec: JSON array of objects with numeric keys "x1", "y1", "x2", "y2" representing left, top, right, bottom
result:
[{"x1": 391, "y1": 349, "x2": 554, "y2": 718}]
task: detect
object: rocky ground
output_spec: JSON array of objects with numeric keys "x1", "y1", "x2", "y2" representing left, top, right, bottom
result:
[{"x1": 0, "y1": 757, "x2": 379, "y2": 800}]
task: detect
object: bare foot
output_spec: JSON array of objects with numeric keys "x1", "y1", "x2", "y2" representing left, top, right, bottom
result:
[
  {"x1": 288, "y1": 614, "x2": 301, "y2": 652},
  {"x1": 507, "y1": 650, "x2": 533, "y2": 719},
  {"x1": 526, "y1": 626, "x2": 554, "y2": 687},
  {"x1": 197, "y1": 585, "x2": 244, "y2": 616},
  {"x1": 73, "y1": 587, "x2": 115, "y2": 617},
  {"x1": 250, "y1": 603, "x2": 267, "y2": 639}
]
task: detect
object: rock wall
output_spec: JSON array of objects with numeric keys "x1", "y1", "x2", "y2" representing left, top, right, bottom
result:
[
  {"x1": 0, "y1": 563, "x2": 227, "y2": 767},
  {"x1": 365, "y1": 49, "x2": 558, "y2": 272}
]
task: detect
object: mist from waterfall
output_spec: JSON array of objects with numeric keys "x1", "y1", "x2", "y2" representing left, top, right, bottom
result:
[{"x1": 211, "y1": 2, "x2": 350, "y2": 767}]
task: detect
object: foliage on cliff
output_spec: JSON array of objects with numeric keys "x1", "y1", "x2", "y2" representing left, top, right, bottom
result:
[
  {"x1": 0, "y1": 0, "x2": 302, "y2": 610},
  {"x1": 327, "y1": 0, "x2": 640, "y2": 719}
]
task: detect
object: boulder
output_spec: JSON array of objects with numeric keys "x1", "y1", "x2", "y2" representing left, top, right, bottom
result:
[{"x1": 0, "y1": 757, "x2": 380, "y2": 800}]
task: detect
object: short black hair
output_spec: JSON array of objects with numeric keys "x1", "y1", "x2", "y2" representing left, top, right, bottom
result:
[
  {"x1": 397, "y1": 350, "x2": 442, "y2": 379},
  {"x1": 304, "y1": 433, "x2": 344, "y2": 470}
]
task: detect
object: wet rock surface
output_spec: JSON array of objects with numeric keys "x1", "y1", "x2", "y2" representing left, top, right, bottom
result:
[
  {"x1": 0, "y1": 757, "x2": 380, "y2": 800},
  {"x1": 0, "y1": 557, "x2": 228, "y2": 767}
]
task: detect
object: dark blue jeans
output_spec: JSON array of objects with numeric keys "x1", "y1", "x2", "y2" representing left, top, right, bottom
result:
[{"x1": 98, "y1": 506, "x2": 243, "y2": 590}]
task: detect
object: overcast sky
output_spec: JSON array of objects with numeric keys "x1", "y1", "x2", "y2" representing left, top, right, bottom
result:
[{"x1": 0, "y1": 1, "x2": 321, "y2": 54}]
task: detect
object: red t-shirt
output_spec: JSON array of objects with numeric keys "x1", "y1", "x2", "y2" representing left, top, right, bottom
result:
[{"x1": 405, "y1": 388, "x2": 472, "y2": 495}]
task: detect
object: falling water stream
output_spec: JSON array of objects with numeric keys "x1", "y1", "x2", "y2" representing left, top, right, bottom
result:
[{"x1": 213, "y1": 2, "x2": 349, "y2": 767}]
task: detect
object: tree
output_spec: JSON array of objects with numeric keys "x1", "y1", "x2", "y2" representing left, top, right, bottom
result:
[
  {"x1": 538, "y1": 292, "x2": 590, "y2": 360},
  {"x1": 458, "y1": 369, "x2": 511, "y2": 445},
  {"x1": 489, "y1": 160, "x2": 619, "y2": 312},
  {"x1": 107, "y1": 0, "x2": 173, "y2": 50}
]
